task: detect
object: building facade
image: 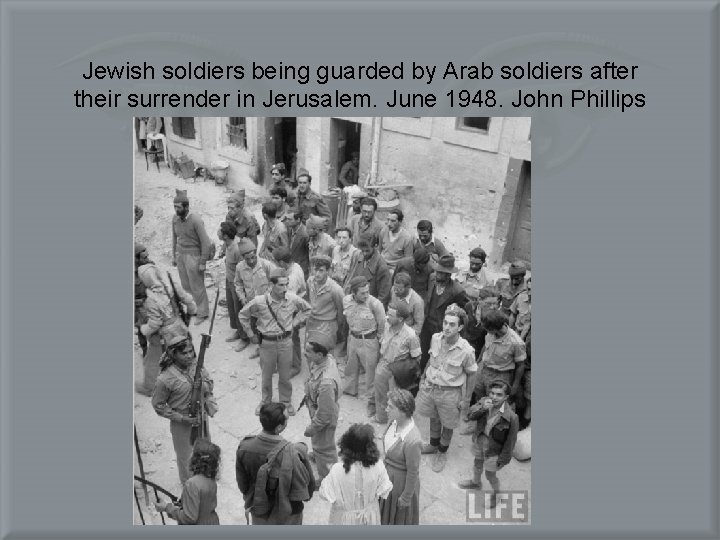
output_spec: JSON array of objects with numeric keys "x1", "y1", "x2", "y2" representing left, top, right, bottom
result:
[{"x1": 156, "y1": 116, "x2": 531, "y2": 270}]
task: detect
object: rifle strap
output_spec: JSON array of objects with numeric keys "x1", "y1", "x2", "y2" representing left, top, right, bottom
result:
[{"x1": 265, "y1": 294, "x2": 289, "y2": 333}]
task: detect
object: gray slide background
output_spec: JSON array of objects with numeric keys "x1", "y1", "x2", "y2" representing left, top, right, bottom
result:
[{"x1": 0, "y1": 1, "x2": 717, "y2": 538}]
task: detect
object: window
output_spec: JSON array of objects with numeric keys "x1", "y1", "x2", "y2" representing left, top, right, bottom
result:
[
  {"x1": 457, "y1": 117, "x2": 490, "y2": 133},
  {"x1": 172, "y1": 117, "x2": 196, "y2": 139},
  {"x1": 226, "y1": 117, "x2": 247, "y2": 149}
]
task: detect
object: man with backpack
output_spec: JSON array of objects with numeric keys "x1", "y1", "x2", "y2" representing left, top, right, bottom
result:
[{"x1": 235, "y1": 402, "x2": 316, "y2": 525}]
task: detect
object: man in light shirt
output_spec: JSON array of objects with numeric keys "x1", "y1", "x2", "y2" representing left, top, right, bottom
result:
[
  {"x1": 378, "y1": 209, "x2": 414, "y2": 272},
  {"x1": 330, "y1": 227, "x2": 358, "y2": 287}
]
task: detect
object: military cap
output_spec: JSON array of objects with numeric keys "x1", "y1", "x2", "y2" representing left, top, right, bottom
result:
[
  {"x1": 173, "y1": 189, "x2": 189, "y2": 204},
  {"x1": 311, "y1": 254, "x2": 332, "y2": 268},
  {"x1": 508, "y1": 261, "x2": 528, "y2": 277},
  {"x1": 237, "y1": 238, "x2": 256, "y2": 256},
  {"x1": 348, "y1": 276, "x2": 369, "y2": 292}
]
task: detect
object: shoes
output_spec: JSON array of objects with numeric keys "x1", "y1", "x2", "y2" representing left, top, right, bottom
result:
[
  {"x1": 225, "y1": 332, "x2": 241, "y2": 343},
  {"x1": 285, "y1": 404, "x2": 296, "y2": 416},
  {"x1": 420, "y1": 443, "x2": 438, "y2": 455},
  {"x1": 234, "y1": 340, "x2": 249, "y2": 352},
  {"x1": 194, "y1": 316, "x2": 208, "y2": 326},
  {"x1": 249, "y1": 348, "x2": 260, "y2": 359},
  {"x1": 431, "y1": 452, "x2": 448, "y2": 473},
  {"x1": 255, "y1": 403, "x2": 262, "y2": 416},
  {"x1": 458, "y1": 479, "x2": 482, "y2": 489},
  {"x1": 460, "y1": 423, "x2": 476, "y2": 436}
]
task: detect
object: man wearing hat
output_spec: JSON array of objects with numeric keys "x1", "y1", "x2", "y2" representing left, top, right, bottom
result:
[
  {"x1": 152, "y1": 328, "x2": 217, "y2": 484},
  {"x1": 342, "y1": 276, "x2": 386, "y2": 417},
  {"x1": 496, "y1": 261, "x2": 529, "y2": 317},
  {"x1": 337, "y1": 151, "x2": 359, "y2": 188},
  {"x1": 233, "y1": 238, "x2": 278, "y2": 354},
  {"x1": 306, "y1": 215, "x2": 336, "y2": 261},
  {"x1": 295, "y1": 170, "x2": 332, "y2": 224},
  {"x1": 218, "y1": 221, "x2": 244, "y2": 342},
  {"x1": 343, "y1": 240, "x2": 392, "y2": 307},
  {"x1": 136, "y1": 264, "x2": 197, "y2": 396},
  {"x1": 226, "y1": 190, "x2": 260, "y2": 248},
  {"x1": 237, "y1": 269, "x2": 312, "y2": 415},
  {"x1": 304, "y1": 255, "x2": 345, "y2": 377},
  {"x1": 457, "y1": 247, "x2": 492, "y2": 300},
  {"x1": 394, "y1": 246, "x2": 434, "y2": 299},
  {"x1": 416, "y1": 304, "x2": 477, "y2": 473},
  {"x1": 419, "y1": 253, "x2": 468, "y2": 373},
  {"x1": 171, "y1": 189, "x2": 214, "y2": 325}
]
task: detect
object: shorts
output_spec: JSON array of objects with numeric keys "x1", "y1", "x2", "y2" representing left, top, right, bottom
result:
[{"x1": 415, "y1": 384, "x2": 462, "y2": 429}]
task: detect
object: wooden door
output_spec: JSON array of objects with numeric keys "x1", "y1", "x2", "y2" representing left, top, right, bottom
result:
[{"x1": 509, "y1": 162, "x2": 531, "y2": 263}]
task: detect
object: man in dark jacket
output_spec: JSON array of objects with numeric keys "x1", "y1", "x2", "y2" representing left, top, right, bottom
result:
[
  {"x1": 343, "y1": 240, "x2": 392, "y2": 307},
  {"x1": 236, "y1": 402, "x2": 315, "y2": 524},
  {"x1": 419, "y1": 254, "x2": 468, "y2": 372},
  {"x1": 394, "y1": 247, "x2": 434, "y2": 299},
  {"x1": 458, "y1": 380, "x2": 519, "y2": 509},
  {"x1": 295, "y1": 170, "x2": 332, "y2": 224}
]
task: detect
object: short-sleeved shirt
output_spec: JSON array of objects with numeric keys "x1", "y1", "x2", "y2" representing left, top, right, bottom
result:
[
  {"x1": 380, "y1": 323, "x2": 421, "y2": 364},
  {"x1": 457, "y1": 269, "x2": 492, "y2": 299},
  {"x1": 330, "y1": 245, "x2": 358, "y2": 286},
  {"x1": 510, "y1": 291, "x2": 531, "y2": 336},
  {"x1": 238, "y1": 292, "x2": 311, "y2": 337},
  {"x1": 425, "y1": 334, "x2": 477, "y2": 387},
  {"x1": 308, "y1": 232, "x2": 336, "y2": 260},
  {"x1": 481, "y1": 328, "x2": 527, "y2": 371}
]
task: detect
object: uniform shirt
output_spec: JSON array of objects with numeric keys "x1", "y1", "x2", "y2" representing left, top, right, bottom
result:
[
  {"x1": 141, "y1": 282, "x2": 196, "y2": 337},
  {"x1": 343, "y1": 294, "x2": 386, "y2": 335},
  {"x1": 378, "y1": 227, "x2": 414, "y2": 270},
  {"x1": 330, "y1": 244, "x2": 358, "y2": 286},
  {"x1": 390, "y1": 288, "x2": 425, "y2": 335},
  {"x1": 233, "y1": 257, "x2": 277, "y2": 304},
  {"x1": 380, "y1": 323, "x2": 421, "y2": 365},
  {"x1": 226, "y1": 209, "x2": 260, "y2": 247},
  {"x1": 348, "y1": 214, "x2": 384, "y2": 248},
  {"x1": 296, "y1": 188, "x2": 332, "y2": 222},
  {"x1": 344, "y1": 249, "x2": 392, "y2": 307},
  {"x1": 425, "y1": 334, "x2": 477, "y2": 387},
  {"x1": 457, "y1": 269, "x2": 492, "y2": 299},
  {"x1": 152, "y1": 362, "x2": 212, "y2": 422},
  {"x1": 304, "y1": 355, "x2": 341, "y2": 435},
  {"x1": 259, "y1": 219, "x2": 290, "y2": 261},
  {"x1": 172, "y1": 213, "x2": 213, "y2": 260},
  {"x1": 307, "y1": 277, "x2": 344, "y2": 322},
  {"x1": 238, "y1": 292, "x2": 311, "y2": 337},
  {"x1": 224, "y1": 240, "x2": 242, "y2": 283},
  {"x1": 286, "y1": 262, "x2": 307, "y2": 296},
  {"x1": 308, "y1": 232, "x2": 336, "y2": 260},
  {"x1": 496, "y1": 278, "x2": 528, "y2": 315},
  {"x1": 481, "y1": 328, "x2": 527, "y2": 371},
  {"x1": 510, "y1": 291, "x2": 531, "y2": 336}
]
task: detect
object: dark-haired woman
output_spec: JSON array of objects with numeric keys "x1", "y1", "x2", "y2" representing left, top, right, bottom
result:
[
  {"x1": 379, "y1": 389, "x2": 422, "y2": 525},
  {"x1": 318, "y1": 423, "x2": 393, "y2": 524},
  {"x1": 155, "y1": 438, "x2": 220, "y2": 525}
]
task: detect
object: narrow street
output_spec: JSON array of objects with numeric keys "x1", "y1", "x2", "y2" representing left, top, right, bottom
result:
[{"x1": 133, "y1": 153, "x2": 531, "y2": 525}]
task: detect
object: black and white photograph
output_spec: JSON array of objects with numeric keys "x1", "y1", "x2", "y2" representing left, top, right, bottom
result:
[{"x1": 133, "y1": 116, "x2": 532, "y2": 525}]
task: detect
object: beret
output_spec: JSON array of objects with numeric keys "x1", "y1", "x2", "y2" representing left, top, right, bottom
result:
[
  {"x1": 347, "y1": 276, "x2": 369, "y2": 291},
  {"x1": 508, "y1": 261, "x2": 528, "y2": 276},
  {"x1": 237, "y1": 238, "x2": 256, "y2": 255}
]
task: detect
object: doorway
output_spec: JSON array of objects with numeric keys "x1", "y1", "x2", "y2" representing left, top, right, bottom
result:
[
  {"x1": 507, "y1": 161, "x2": 531, "y2": 264},
  {"x1": 329, "y1": 119, "x2": 362, "y2": 187}
]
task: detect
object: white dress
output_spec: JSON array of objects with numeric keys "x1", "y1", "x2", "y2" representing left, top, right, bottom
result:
[{"x1": 319, "y1": 461, "x2": 393, "y2": 525}]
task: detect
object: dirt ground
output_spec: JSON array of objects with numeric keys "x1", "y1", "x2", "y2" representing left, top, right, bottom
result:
[{"x1": 132, "y1": 152, "x2": 531, "y2": 525}]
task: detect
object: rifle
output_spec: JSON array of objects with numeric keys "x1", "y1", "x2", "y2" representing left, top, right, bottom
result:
[
  {"x1": 167, "y1": 271, "x2": 190, "y2": 326},
  {"x1": 189, "y1": 286, "x2": 220, "y2": 444},
  {"x1": 297, "y1": 394, "x2": 308, "y2": 413}
]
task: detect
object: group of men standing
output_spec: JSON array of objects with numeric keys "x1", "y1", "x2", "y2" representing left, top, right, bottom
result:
[{"x1": 134, "y1": 160, "x2": 531, "y2": 522}]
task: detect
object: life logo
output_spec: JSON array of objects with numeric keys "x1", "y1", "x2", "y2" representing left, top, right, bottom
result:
[{"x1": 466, "y1": 490, "x2": 529, "y2": 523}]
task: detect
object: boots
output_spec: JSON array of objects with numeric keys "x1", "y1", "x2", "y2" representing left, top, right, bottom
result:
[{"x1": 458, "y1": 468, "x2": 483, "y2": 489}]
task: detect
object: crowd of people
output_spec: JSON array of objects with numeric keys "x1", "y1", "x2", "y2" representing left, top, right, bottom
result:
[{"x1": 134, "y1": 161, "x2": 531, "y2": 525}]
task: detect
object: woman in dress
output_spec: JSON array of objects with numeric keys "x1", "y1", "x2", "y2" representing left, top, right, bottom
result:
[
  {"x1": 154, "y1": 438, "x2": 221, "y2": 525},
  {"x1": 379, "y1": 389, "x2": 422, "y2": 525},
  {"x1": 318, "y1": 423, "x2": 393, "y2": 524}
]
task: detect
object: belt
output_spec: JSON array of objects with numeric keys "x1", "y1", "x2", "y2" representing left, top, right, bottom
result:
[
  {"x1": 427, "y1": 382, "x2": 462, "y2": 391},
  {"x1": 260, "y1": 331, "x2": 291, "y2": 341},
  {"x1": 350, "y1": 330, "x2": 377, "y2": 339}
]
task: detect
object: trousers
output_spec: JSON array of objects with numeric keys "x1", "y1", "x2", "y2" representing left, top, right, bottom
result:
[
  {"x1": 176, "y1": 252, "x2": 209, "y2": 318},
  {"x1": 259, "y1": 337, "x2": 293, "y2": 404},
  {"x1": 169, "y1": 419, "x2": 193, "y2": 484},
  {"x1": 343, "y1": 335, "x2": 380, "y2": 405}
]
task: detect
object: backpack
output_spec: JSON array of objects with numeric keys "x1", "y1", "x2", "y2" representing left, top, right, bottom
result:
[{"x1": 252, "y1": 440, "x2": 291, "y2": 517}]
